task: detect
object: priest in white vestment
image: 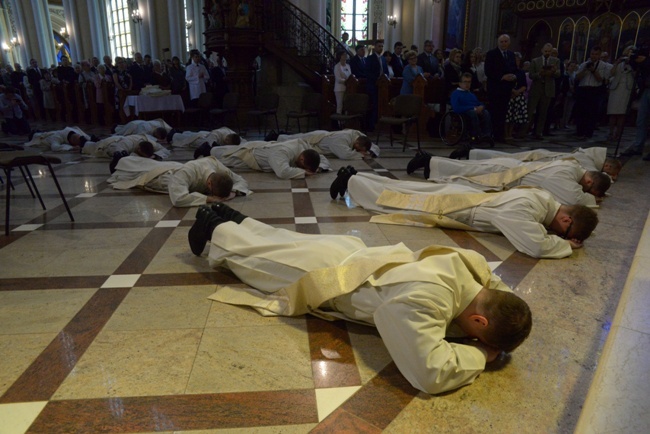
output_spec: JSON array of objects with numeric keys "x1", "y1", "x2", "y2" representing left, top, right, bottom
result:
[
  {"x1": 332, "y1": 171, "x2": 598, "y2": 259},
  {"x1": 276, "y1": 129, "x2": 380, "y2": 159},
  {"x1": 210, "y1": 139, "x2": 331, "y2": 179},
  {"x1": 186, "y1": 204, "x2": 532, "y2": 395}
]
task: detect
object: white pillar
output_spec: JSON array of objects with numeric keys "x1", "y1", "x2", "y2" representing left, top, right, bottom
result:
[
  {"x1": 167, "y1": 0, "x2": 184, "y2": 60},
  {"x1": 144, "y1": 0, "x2": 157, "y2": 57},
  {"x1": 87, "y1": 1, "x2": 111, "y2": 58},
  {"x1": 7, "y1": 0, "x2": 28, "y2": 65}
]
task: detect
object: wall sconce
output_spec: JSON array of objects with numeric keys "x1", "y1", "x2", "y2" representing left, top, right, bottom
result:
[
  {"x1": 60, "y1": 27, "x2": 69, "y2": 38},
  {"x1": 3, "y1": 37, "x2": 19, "y2": 51},
  {"x1": 131, "y1": 9, "x2": 143, "y2": 24},
  {"x1": 387, "y1": 15, "x2": 397, "y2": 28},
  {"x1": 56, "y1": 42, "x2": 64, "y2": 50},
  {"x1": 186, "y1": 20, "x2": 193, "y2": 30}
]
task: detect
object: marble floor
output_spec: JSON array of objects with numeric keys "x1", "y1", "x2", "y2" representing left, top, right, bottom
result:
[{"x1": 0, "y1": 118, "x2": 649, "y2": 433}]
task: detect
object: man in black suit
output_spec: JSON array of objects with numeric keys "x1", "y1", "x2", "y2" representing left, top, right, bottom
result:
[
  {"x1": 27, "y1": 59, "x2": 46, "y2": 119},
  {"x1": 417, "y1": 40, "x2": 441, "y2": 77},
  {"x1": 365, "y1": 41, "x2": 387, "y2": 132},
  {"x1": 350, "y1": 44, "x2": 367, "y2": 78},
  {"x1": 391, "y1": 41, "x2": 405, "y2": 77},
  {"x1": 484, "y1": 34, "x2": 518, "y2": 142}
]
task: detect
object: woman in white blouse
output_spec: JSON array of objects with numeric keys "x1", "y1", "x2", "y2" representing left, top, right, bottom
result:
[{"x1": 334, "y1": 51, "x2": 351, "y2": 114}]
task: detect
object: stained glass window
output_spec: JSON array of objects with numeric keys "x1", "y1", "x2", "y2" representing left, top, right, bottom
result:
[{"x1": 341, "y1": 0, "x2": 368, "y2": 45}]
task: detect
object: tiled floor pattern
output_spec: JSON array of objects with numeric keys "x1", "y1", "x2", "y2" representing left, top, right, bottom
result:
[{"x1": 0, "y1": 119, "x2": 649, "y2": 433}]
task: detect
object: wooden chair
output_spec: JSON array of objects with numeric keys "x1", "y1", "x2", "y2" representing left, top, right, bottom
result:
[
  {"x1": 247, "y1": 93, "x2": 280, "y2": 134},
  {"x1": 285, "y1": 93, "x2": 322, "y2": 132},
  {"x1": 375, "y1": 94, "x2": 423, "y2": 151},
  {"x1": 330, "y1": 93, "x2": 369, "y2": 132},
  {"x1": 183, "y1": 91, "x2": 215, "y2": 128},
  {"x1": 0, "y1": 151, "x2": 74, "y2": 236},
  {"x1": 210, "y1": 92, "x2": 240, "y2": 132}
]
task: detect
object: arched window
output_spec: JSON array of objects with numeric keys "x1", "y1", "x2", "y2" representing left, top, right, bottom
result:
[
  {"x1": 341, "y1": 0, "x2": 368, "y2": 46},
  {"x1": 106, "y1": 0, "x2": 133, "y2": 59}
]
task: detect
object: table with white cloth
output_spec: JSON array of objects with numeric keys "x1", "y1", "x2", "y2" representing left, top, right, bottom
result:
[{"x1": 123, "y1": 95, "x2": 185, "y2": 125}]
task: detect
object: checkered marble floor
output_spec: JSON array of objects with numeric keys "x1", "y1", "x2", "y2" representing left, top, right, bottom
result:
[{"x1": 1, "y1": 119, "x2": 649, "y2": 433}]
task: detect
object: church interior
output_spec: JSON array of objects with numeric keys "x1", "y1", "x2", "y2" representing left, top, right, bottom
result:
[{"x1": 1, "y1": 0, "x2": 649, "y2": 432}]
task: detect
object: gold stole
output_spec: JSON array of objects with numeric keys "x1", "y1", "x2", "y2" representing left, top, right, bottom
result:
[
  {"x1": 209, "y1": 245, "x2": 493, "y2": 318},
  {"x1": 369, "y1": 189, "x2": 504, "y2": 230},
  {"x1": 445, "y1": 160, "x2": 554, "y2": 189}
]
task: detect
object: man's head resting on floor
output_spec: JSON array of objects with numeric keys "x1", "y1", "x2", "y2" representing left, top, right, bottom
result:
[
  {"x1": 135, "y1": 141, "x2": 155, "y2": 158},
  {"x1": 66, "y1": 131, "x2": 91, "y2": 148},
  {"x1": 224, "y1": 133, "x2": 241, "y2": 146},
  {"x1": 295, "y1": 149, "x2": 321, "y2": 173},
  {"x1": 207, "y1": 172, "x2": 233, "y2": 199},
  {"x1": 550, "y1": 204, "x2": 599, "y2": 242},
  {"x1": 152, "y1": 127, "x2": 168, "y2": 140},
  {"x1": 456, "y1": 287, "x2": 532, "y2": 354},
  {"x1": 352, "y1": 136, "x2": 373, "y2": 155}
]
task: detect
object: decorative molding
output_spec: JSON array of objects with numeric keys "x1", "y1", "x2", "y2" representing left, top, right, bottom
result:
[
  {"x1": 49, "y1": 7, "x2": 65, "y2": 19},
  {"x1": 5, "y1": 0, "x2": 17, "y2": 37}
]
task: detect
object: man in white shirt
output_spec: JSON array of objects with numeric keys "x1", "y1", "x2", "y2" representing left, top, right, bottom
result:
[
  {"x1": 185, "y1": 51, "x2": 209, "y2": 105},
  {"x1": 330, "y1": 170, "x2": 599, "y2": 259},
  {"x1": 186, "y1": 203, "x2": 531, "y2": 395},
  {"x1": 82, "y1": 134, "x2": 170, "y2": 159},
  {"x1": 113, "y1": 118, "x2": 172, "y2": 138}
]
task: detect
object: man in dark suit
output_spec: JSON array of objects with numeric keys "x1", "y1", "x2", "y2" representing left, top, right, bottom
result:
[
  {"x1": 484, "y1": 34, "x2": 518, "y2": 141},
  {"x1": 27, "y1": 59, "x2": 46, "y2": 119},
  {"x1": 366, "y1": 41, "x2": 387, "y2": 131},
  {"x1": 417, "y1": 40, "x2": 441, "y2": 77},
  {"x1": 391, "y1": 41, "x2": 405, "y2": 78},
  {"x1": 528, "y1": 43, "x2": 561, "y2": 140},
  {"x1": 350, "y1": 44, "x2": 367, "y2": 78}
]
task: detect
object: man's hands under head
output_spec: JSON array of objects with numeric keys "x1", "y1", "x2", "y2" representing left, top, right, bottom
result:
[
  {"x1": 462, "y1": 339, "x2": 503, "y2": 363},
  {"x1": 206, "y1": 191, "x2": 237, "y2": 203},
  {"x1": 568, "y1": 239, "x2": 584, "y2": 249}
]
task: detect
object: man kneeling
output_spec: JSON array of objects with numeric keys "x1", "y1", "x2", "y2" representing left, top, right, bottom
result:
[{"x1": 187, "y1": 203, "x2": 532, "y2": 395}]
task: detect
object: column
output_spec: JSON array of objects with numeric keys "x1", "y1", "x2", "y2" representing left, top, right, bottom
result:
[
  {"x1": 86, "y1": 1, "x2": 111, "y2": 58},
  {"x1": 469, "y1": 1, "x2": 499, "y2": 51},
  {"x1": 167, "y1": 0, "x2": 184, "y2": 59}
]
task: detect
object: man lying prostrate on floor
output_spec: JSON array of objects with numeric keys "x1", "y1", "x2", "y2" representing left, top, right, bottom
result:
[
  {"x1": 113, "y1": 118, "x2": 172, "y2": 138},
  {"x1": 170, "y1": 127, "x2": 243, "y2": 153},
  {"x1": 407, "y1": 153, "x2": 611, "y2": 207},
  {"x1": 187, "y1": 203, "x2": 532, "y2": 395},
  {"x1": 25, "y1": 127, "x2": 96, "y2": 152},
  {"x1": 108, "y1": 154, "x2": 251, "y2": 207},
  {"x1": 209, "y1": 138, "x2": 330, "y2": 179},
  {"x1": 330, "y1": 169, "x2": 599, "y2": 259},
  {"x1": 469, "y1": 147, "x2": 622, "y2": 181},
  {"x1": 275, "y1": 129, "x2": 380, "y2": 159},
  {"x1": 82, "y1": 134, "x2": 170, "y2": 159}
]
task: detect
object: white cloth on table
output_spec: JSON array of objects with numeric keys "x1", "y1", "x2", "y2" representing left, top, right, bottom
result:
[{"x1": 123, "y1": 95, "x2": 185, "y2": 116}]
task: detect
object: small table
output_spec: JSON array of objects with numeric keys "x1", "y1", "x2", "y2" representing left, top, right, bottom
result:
[{"x1": 123, "y1": 94, "x2": 185, "y2": 124}]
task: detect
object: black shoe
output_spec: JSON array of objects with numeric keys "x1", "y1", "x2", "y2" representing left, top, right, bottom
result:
[
  {"x1": 406, "y1": 151, "x2": 431, "y2": 175},
  {"x1": 449, "y1": 144, "x2": 470, "y2": 160},
  {"x1": 109, "y1": 150, "x2": 129, "y2": 174},
  {"x1": 330, "y1": 167, "x2": 354, "y2": 199},
  {"x1": 188, "y1": 205, "x2": 226, "y2": 256},
  {"x1": 210, "y1": 202, "x2": 247, "y2": 224},
  {"x1": 264, "y1": 130, "x2": 279, "y2": 141},
  {"x1": 345, "y1": 165, "x2": 358, "y2": 175},
  {"x1": 194, "y1": 142, "x2": 212, "y2": 159},
  {"x1": 621, "y1": 148, "x2": 642, "y2": 157},
  {"x1": 166, "y1": 128, "x2": 178, "y2": 143}
]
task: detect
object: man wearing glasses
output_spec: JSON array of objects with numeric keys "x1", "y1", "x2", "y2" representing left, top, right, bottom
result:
[{"x1": 329, "y1": 171, "x2": 598, "y2": 259}]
